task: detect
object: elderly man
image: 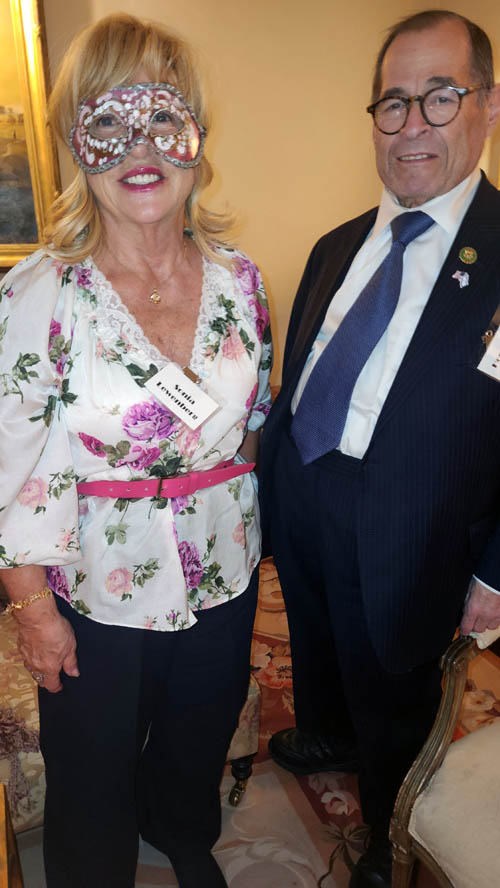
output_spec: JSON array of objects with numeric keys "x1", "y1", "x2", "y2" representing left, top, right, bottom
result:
[{"x1": 260, "y1": 10, "x2": 500, "y2": 888}]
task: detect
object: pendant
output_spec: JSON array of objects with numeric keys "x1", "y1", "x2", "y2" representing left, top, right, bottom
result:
[{"x1": 150, "y1": 289, "x2": 161, "y2": 305}]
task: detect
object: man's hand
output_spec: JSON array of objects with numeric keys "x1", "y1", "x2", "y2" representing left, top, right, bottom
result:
[
  {"x1": 16, "y1": 605, "x2": 79, "y2": 694},
  {"x1": 459, "y1": 578, "x2": 500, "y2": 636}
]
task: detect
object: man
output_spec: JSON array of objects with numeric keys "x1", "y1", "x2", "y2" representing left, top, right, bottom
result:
[{"x1": 260, "y1": 10, "x2": 500, "y2": 888}]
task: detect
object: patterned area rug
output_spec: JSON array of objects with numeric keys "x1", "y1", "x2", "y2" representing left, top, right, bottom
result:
[{"x1": 16, "y1": 558, "x2": 500, "y2": 887}]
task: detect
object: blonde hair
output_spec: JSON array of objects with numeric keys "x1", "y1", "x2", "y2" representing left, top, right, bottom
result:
[{"x1": 44, "y1": 13, "x2": 234, "y2": 264}]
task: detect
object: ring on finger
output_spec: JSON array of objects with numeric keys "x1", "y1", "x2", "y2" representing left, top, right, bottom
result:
[{"x1": 30, "y1": 670, "x2": 45, "y2": 683}]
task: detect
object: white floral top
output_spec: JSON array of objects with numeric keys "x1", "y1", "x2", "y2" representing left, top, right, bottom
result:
[{"x1": 0, "y1": 246, "x2": 272, "y2": 631}]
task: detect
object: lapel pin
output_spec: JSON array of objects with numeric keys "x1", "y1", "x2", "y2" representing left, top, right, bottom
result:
[
  {"x1": 459, "y1": 246, "x2": 477, "y2": 264},
  {"x1": 452, "y1": 270, "x2": 469, "y2": 288}
]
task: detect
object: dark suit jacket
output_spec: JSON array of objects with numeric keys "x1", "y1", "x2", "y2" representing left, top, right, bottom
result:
[{"x1": 260, "y1": 173, "x2": 500, "y2": 671}]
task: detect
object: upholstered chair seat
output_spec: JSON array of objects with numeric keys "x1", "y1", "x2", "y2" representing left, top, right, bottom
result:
[{"x1": 409, "y1": 719, "x2": 500, "y2": 888}]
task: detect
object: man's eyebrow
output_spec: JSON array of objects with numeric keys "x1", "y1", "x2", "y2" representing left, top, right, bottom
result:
[
  {"x1": 427, "y1": 75, "x2": 458, "y2": 87},
  {"x1": 379, "y1": 76, "x2": 459, "y2": 100},
  {"x1": 380, "y1": 87, "x2": 407, "y2": 99}
]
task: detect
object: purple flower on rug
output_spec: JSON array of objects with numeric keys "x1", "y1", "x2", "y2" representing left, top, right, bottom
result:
[
  {"x1": 46, "y1": 566, "x2": 71, "y2": 603},
  {"x1": 235, "y1": 257, "x2": 261, "y2": 296},
  {"x1": 116, "y1": 444, "x2": 161, "y2": 471},
  {"x1": 122, "y1": 399, "x2": 179, "y2": 441},
  {"x1": 0, "y1": 710, "x2": 39, "y2": 815},
  {"x1": 248, "y1": 297, "x2": 269, "y2": 343},
  {"x1": 78, "y1": 432, "x2": 106, "y2": 457},
  {"x1": 49, "y1": 319, "x2": 61, "y2": 345},
  {"x1": 178, "y1": 540, "x2": 203, "y2": 590},
  {"x1": 75, "y1": 266, "x2": 92, "y2": 289},
  {"x1": 171, "y1": 495, "x2": 189, "y2": 516}
]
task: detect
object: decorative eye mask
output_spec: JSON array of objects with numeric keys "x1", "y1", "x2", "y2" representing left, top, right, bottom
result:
[{"x1": 69, "y1": 82, "x2": 206, "y2": 174}]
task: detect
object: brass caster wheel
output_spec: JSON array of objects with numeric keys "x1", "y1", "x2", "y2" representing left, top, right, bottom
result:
[{"x1": 228, "y1": 778, "x2": 248, "y2": 806}]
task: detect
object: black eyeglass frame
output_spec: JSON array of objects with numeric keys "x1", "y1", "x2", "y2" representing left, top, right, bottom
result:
[{"x1": 366, "y1": 85, "x2": 486, "y2": 134}]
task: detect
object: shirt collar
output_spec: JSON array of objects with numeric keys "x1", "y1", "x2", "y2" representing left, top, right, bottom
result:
[{"x1": 372, "y1": 168, "x2": 481, "y2": 240}]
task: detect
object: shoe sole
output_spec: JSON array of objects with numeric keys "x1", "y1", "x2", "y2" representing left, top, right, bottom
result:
[{"x1": 269, "y1": 746, "x2": 359, "y2": 775}]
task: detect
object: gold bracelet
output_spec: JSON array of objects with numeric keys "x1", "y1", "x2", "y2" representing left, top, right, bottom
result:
[{"x1": 5, "y1": 587, "x2": 53, "y2": 616}]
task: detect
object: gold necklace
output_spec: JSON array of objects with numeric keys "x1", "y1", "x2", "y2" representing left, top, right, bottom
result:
[{"x1": 150, "y1": 238, "x2": 188, "y2": 305}]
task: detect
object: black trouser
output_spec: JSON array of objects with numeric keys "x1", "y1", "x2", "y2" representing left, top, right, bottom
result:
[
  {"x1": 269, "y1": 427, "x2": 442, "y2": 829},
  {"x1": 38, "y1": 572, "x2": 258, "y2": 888}
]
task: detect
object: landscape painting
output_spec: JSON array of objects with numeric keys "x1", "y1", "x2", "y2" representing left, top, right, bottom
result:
[
  {"x1": 0, "y1": 0, "x2": 60, "y2": 267},
  {"x1": 0, "y1": 0, "x2": 37, "y2": 245}
]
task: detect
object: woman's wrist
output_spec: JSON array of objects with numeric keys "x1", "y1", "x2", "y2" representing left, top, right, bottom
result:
[{"x1": 5, "y1": 586, "x2": 53, "y2": 616}]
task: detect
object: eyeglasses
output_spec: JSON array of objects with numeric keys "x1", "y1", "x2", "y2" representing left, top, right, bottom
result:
[{"x1": 366, "y1": 85, "x2": 485, "y2": 135}]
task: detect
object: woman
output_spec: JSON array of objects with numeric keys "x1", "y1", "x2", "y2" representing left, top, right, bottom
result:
[{"x1": 0, "y1": 13, "x2": 271, "y2": 888}]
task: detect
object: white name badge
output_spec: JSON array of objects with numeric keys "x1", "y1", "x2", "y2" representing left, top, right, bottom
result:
[
  {"x1": 145, "y1": 364, "x2": 219, "y2": 430},
  {"x1": 477, "y1": 327, "x2": 500, "y2": 382}
]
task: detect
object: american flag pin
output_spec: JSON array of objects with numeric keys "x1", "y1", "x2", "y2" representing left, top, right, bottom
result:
[{"x1": 452, "y1": 270, "x2": 469, "y2": 289}]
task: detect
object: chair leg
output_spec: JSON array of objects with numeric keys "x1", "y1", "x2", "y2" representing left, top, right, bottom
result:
[
  {"x1": 0, "y1": 784, "x2": 24, "y2": 888},
  {"x1": 228, "y1": 754, "x2": 255, "y2": 807},
  {"x1": 392, "y1": 844, "x2": 417, "y2": 888}
]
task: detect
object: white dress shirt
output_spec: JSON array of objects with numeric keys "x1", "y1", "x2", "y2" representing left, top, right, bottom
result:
[
  {"x1": 292, "y1": 168, "x2": 499, "y2": 596},
  {"x1": 292, "y1": 168, "x2": 480, "y2": 457}
]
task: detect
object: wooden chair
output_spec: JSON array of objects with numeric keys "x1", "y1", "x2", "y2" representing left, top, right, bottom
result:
[
  {"x1": 0, "y1": 784, "x2": 24, "y2": 888},
  {"x1": 390, "y1": 626, "x2": 500, "y2": 888}
]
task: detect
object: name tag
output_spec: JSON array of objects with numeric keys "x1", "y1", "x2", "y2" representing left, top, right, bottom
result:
[
  {"x1": 477, "y1": 327, "x2": 500, "y2": 382},
  {"x1": 145, "y1": 364, "x2": 219, "y2": 429}
]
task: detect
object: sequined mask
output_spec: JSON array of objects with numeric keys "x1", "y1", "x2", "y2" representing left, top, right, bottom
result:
[{"x1": 69, "y1": 83, "x2": 206, "y2": 174}]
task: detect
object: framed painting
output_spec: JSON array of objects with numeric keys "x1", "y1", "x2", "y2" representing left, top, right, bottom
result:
[{"x1": 0, "y1": 0, "x2": 60, "y2": 267}]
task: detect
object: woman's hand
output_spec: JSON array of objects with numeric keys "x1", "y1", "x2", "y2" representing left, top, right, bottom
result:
[
  {"x1": 2, "y1": 565, "x2": 80, "y2": 693},
  {"x1": 16, "y1": 602, "x2": 80, "y2": 694}
]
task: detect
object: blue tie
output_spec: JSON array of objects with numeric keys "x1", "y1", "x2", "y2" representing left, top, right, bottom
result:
[{"x1": 291, "y1": 211, "x2": 434, "y2": 464}]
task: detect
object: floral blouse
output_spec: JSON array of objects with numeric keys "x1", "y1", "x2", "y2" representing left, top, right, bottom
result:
[{"x1": 0, "y1": 246, "x2": 272, "y2": 631}]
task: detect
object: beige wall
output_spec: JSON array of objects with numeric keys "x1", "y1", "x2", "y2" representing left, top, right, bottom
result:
[{"x1": 43, "y1": 0, "x2": 500, "y2": 382}]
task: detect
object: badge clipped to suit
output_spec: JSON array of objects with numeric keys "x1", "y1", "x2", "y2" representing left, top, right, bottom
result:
[{"x1": 477, "y1": 303, "x2": 500, "y2": 383}]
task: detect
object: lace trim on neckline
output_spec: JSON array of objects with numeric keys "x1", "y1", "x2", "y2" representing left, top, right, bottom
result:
[{"x1": 82, "y1": 255, "x2": 230, "y2": 378}]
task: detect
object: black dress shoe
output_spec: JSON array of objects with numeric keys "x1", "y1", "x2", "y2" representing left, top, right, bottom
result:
[
  {"x1": 268, "y1": 727, "x2": 358, "y2": 774},
  {"x1": 349, "y1": 836, "x2": 392, "y2": 888}
]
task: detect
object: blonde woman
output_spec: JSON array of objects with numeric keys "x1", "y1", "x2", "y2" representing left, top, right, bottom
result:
[{"x1": 0, "y1": 14, "x2": 272, "y2": 888}]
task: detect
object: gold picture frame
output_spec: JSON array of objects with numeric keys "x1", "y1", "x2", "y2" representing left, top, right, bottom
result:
[{"x1": 0, "y1": 0, "x2": 60, "y2": 267}]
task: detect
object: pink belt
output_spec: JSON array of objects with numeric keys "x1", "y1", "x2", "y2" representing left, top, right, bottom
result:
[{"x1": 76, "y1": 459, "x2": 255, "y2": 499}]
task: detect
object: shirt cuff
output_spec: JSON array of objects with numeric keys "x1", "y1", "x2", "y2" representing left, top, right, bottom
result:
[{"x1": 473, "y1": 575, "x2": 500, "y2": 596}]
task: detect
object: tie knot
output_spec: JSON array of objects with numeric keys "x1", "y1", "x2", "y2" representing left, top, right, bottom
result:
[{"x1": 391, "y1": 211, "x2": 434, "y2": 248}]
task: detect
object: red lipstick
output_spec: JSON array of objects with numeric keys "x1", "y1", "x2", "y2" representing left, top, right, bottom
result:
[{"x1": 119, "y1": 166, "x2": 164, "y2": 190}]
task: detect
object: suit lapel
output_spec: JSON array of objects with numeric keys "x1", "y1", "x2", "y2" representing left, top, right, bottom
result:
[
  {"x1": 370, "y1": 175, "x2": 500, "y2": 444},
  {"x1": 285, "y1": 210, "x2": 377, "y2": 392},
  {"x1": 267, "y1": 217, "x2": 376, "y2": 439}
]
